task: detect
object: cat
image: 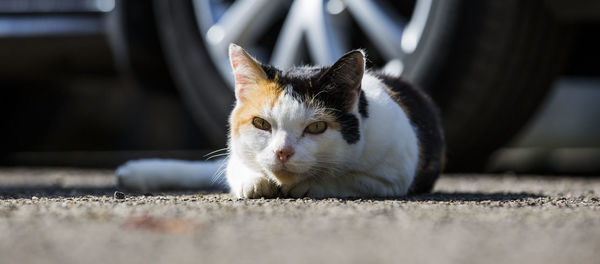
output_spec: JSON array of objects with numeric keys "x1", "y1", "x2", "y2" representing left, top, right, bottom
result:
[{"x1": 116, "y1": 44, "x2": 445, "y2": 199}]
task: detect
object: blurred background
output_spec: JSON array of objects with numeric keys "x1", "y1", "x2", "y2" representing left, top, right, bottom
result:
[{"x1": 0, "y1": 0, "x2": 598, "y2": 174}]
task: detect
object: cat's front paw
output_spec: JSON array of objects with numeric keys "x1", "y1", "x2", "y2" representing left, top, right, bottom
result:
[{"x1": 234, "y1": 177, "x2": 279, "y2": 199}]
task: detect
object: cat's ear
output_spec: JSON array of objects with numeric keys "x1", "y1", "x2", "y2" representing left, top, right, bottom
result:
[
  {"x1": 319, "y1": 50, "x2": 365, "y2": 110},
  {"x1": 229, "y1": 43, "x2": 268, "y2": 102}
]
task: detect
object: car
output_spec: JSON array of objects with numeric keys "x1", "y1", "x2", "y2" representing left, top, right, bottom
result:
[{"x1": 2, "y1": 0, "x2": 599, "y2": 171}]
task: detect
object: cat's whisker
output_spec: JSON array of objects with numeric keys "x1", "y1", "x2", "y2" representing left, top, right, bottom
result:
[
  {"x1": 206, "y1": 153, "x2": 230, "y2": 160},
  {"x1": 211, "y1": 158, "x2": 229, "y2": 187},
  {"x1": 203, "y1": 148, "x2": 229, "y2": 158}
]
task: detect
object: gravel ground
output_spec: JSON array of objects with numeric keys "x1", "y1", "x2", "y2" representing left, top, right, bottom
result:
[{"x1": 1, "y1": 168, "x2": 599, "y2": 264}]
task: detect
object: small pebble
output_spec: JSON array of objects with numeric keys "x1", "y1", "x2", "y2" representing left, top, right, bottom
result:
[{"x1": 114, "y1": 191, "x2": 126, "y2": 200}]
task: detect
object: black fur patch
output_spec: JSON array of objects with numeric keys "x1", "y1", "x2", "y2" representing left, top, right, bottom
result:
[
  {"x1": 358, "y1": 91, "x2": 369, "y2": 118},
  {"x1": 335, "y1": 112, "x2": 361, "y2": 144},
  {"x1": 260, "y1": 64, "x2": 281, "y2": 80}
]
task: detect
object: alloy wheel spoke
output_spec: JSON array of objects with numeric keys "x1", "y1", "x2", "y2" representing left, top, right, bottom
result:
[
  {"x1": 270, "y1": 0, "x2": 306, "y2": 68},
  {"x1": 343, "y1": 0, "x2": 406, "y2": 60},
  {"x1": 271, "y1": 0, "x2": 347, "y2": 68},
  {"x1": 202, "y1": 0, "x2": 286, "y2": 53},
  {"x1": 304, "y1": 1, "x2": 347, "y2": 66}
]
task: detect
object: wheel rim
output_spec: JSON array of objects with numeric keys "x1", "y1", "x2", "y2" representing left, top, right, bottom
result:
[{"x1": 191, "y1": 0, "x2": 433, "y2": 88}]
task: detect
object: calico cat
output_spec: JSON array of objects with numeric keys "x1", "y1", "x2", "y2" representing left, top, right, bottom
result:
[{"x1": 116, "y1": 44, "x2": 445, "y2": 198}]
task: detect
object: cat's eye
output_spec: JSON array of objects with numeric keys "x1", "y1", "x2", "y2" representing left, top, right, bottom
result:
[
  {"x1": 252, "y1": 117, "x2": 271, "y2": 131},
  {"x1": 305, "y1": 121, "x2": 327, "y2": 134}
]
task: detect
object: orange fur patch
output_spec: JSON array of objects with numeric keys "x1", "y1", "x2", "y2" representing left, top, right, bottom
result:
[{"x1": 230, "y1": 79, "x2": 283, "y2": 136}]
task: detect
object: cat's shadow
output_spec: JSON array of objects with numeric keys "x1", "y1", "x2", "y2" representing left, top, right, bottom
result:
[
  {"x1": 0, "y1": 185, "x2": 545, "y2": 202},
  {"x1": 0, "y1": 185, "x2": 219, "y2": 199},
  {"x1": 0, "y1": 185, "x2": 119, "y2": 199},
  {"x1": 287, "y1": 191, "x2": 545, "y2": 202},
  {"x1": 397, "y1": 191, "x2": 544, "y2": 202}
]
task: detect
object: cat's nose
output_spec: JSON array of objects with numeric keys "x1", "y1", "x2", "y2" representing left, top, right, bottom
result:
[{"x1": 275, "y1": 147, "x2": 295, "y2": 163}]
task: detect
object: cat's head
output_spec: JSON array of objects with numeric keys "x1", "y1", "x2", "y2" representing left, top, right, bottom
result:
[{"x1": 228, "y1": 44, "x2": 367, "y2": 185}]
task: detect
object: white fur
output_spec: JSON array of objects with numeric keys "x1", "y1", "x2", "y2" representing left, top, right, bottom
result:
[{"x1": 115, "y1": 73, "x2": 419, "y2": 198}]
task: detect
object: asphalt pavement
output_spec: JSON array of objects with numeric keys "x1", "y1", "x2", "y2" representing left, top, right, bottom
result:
[{"x1": 1, "y1": 168, "x2": 599, "y2": 264}]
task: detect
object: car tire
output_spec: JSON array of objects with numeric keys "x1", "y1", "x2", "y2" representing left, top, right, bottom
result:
[{"x1": 422, "y1": 1, "x2": 572, "y2": 171}]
